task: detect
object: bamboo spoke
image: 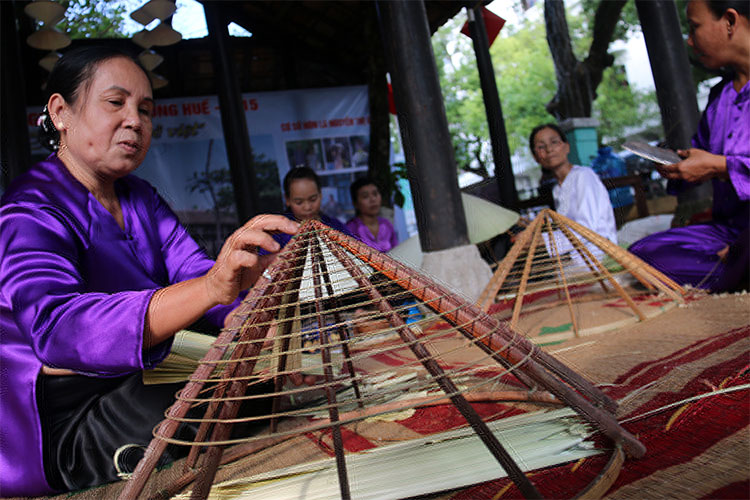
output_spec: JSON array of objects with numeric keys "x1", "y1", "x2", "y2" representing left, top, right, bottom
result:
[
  {"x1": 551, "y1": 213, "x2": 647, "y2": 322},
  {"x1": 311, "y1": 237, "x2": 351, "y2": 500},
  {"x1": 545, "y1": 218, "x2": 579, "y2": 337},
  {"x1": 511, "y1": 218, "x2": 546, "y2": 329}
]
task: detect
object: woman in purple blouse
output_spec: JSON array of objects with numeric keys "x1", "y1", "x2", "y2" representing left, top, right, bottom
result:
[
  {"x1": 0, "y1": 47, "x2": 297, "y2": 496},
  {"x1": 345, "y1": 177, "x2": 399, "y2": 253},
  {"x1": 629, "y1": 0, "x2": 749, "y2": 292}
]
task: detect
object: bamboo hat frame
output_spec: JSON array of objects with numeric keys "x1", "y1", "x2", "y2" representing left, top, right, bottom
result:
[
  {"x1": 478, "y1": 209, "x2": 686, "y2": 339},
  {"x1": 119, "y1": 220, "x2": 645, "y2": 500}
]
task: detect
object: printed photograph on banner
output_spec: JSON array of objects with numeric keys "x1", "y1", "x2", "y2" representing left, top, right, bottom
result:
[
  {"x1": 321, "y1": 187, "x2": 345, "y2": 222},
  {"x1": 350, "y1": 135, "x2": 369, "y2": 167},
  {"x1": 136, "y1": 134, "x2": 282, "y2": 256},
  {"x1": 285, "y1": 139, "x2": 324, "y2": 172},
  {"x1": 24, "y1": 85, "x2": 382, "y2": 253},
  {"x1": 323, "y1": 137, "x2": 352, "y2": 170},
  {"x1": 320, "y1": 173, "x2": 358, "y2": 224}
]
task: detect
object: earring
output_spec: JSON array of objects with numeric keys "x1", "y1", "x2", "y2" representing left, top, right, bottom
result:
[
  {"x1": 37, "y1": 105, "x2": 51, "y2": 129},
  {"x1": 38, "y1": 104, "x2": 60, "y2": 151},
  {"x1": 50, "y1": 113, "x2": 63, "y2": 129}
]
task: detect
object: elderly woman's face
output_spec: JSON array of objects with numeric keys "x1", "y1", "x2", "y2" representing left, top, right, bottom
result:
[
  {"x1": 532, "y1": 127, "x2": 569, "y2": 170},
  {"x1": 60, "y1": 57, "x2": 153, "y2": 179},
  {"x1": 686, "y1": 0, "x2": 731, "y2": 69}
]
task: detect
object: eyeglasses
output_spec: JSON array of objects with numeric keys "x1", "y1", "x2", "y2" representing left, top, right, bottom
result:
[{"x1": 533, "y1": 139, "x2": 564, "y2": 153}]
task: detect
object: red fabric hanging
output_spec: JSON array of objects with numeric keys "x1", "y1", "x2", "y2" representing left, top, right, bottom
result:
[
  {"x1": 460, "y1": 7, "x2": 506, "y2": 46},
  {"x1": 387, "y1": 82, "x2": 397, "y2": 115}
]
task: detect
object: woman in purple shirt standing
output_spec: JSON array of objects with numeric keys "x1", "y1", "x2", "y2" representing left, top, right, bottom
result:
[
  {"x1": 345, "y1": 177, "x2": 399, "y2": 253},
  {"x1": 629, "y1": 0, "x2": 749, "y2": 292},
  {"x1": 0, "y1": 47, "x2": 297, "y2": 496}
]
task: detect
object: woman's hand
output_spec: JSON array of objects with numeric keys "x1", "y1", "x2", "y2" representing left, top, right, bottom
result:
[
  {"x1": 656, "y1": 148, "x2": 728, "y2": 183},
  {"x1": 146, "y1": 215, "x2": 298, "y2": 347},
  {"x1": 205, "y1": 214, "x2": 299, "y2": 306},
  {"x1": 717, "y1": 244, "x2": 730, "y2": 261}
]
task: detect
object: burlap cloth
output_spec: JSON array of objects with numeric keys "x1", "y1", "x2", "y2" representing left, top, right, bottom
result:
[{"x1": 7, "y1": 292, "x2": 749, "y2": 500}]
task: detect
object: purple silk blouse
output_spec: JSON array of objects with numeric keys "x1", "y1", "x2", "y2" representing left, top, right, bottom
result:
[
  {"x1": 694, "y1": 78, "x2": 750, "y2": 228},
  {"x1": 669, "y1": 78, "x2": 750, "y2": 227},
  {"x1": 345, "y1": 216, "x2": 399, "y2": 253},
  {"x1": 0, "y1": 155, "x2": 235, "y2": 496},
  {"x1": 629, "y1": 78, "x2": 749, "y2": 290}
]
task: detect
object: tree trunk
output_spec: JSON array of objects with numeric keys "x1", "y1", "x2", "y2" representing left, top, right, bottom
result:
[{"x1": 544, "y1": 0, "x2": 626, "y2": 120}]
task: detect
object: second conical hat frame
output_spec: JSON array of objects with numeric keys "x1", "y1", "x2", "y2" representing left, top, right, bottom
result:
[
  {"x1": 478, "y1": 209, "x2": 686, "y2": 338},
  {"x1": 119, "y1": 219, "x2": 645, "y2": 500}
]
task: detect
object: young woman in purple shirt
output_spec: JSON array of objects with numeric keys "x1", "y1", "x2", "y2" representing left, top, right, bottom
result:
[
  {"x1": 266, "y1": 166, "x2": 352, "y2": 251},
  {"x1": 345, "y1": 177, "x2": 399, "y2": 253}
]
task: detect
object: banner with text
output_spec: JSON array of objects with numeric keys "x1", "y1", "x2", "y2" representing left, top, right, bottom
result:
[{"x1": 27, "y1": 86, "x2": 371, "y2": 253}]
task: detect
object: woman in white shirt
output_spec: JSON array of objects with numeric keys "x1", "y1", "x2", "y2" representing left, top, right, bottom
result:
[
  {"x1": 526, "y1": 123, "x2": 618, "y2": 271},
  {"x1": 530, "y1": 123, "x2": 617, "y2": 244}
]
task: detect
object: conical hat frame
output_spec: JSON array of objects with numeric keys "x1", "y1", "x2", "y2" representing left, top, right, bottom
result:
[
  {"x1": 119, "y1": 220, "x2": 645, "y2": 500},
  {"x1": 478, "y1": 209, "x2": 685, "y2": 337}
]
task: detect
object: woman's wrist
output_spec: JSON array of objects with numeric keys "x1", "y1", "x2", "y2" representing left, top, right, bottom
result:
[
  {"x1": 714, "y1": 154, "x2": 729, "y2": 180},
  {"x1": 145, "y1": 277, "x2": 220, "y2": 347}
]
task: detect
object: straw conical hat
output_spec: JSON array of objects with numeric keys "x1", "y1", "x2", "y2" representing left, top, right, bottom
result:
[{"x1": 388, "y1": 193, "x2": 518, "y2": 268}]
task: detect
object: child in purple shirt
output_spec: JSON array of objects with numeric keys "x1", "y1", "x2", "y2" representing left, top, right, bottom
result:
[
  {"x1": 267, "y1": 167, "x2": 352, "y2": 250},
  {"x1": 345, "y1": 177, "x2": 399, "y2": 253}
]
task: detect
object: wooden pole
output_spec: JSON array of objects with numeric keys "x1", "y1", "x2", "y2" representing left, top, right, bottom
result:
[
  {"x1": 379, "y1": 0, "x2": 469, "y2": 252},
  {"x1": 466, "y1": 6, "x2": 518, "y2": 209}
]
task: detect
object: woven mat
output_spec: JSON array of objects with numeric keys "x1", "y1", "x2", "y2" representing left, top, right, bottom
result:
[
  {"x1": 444, "y1": 292, "x2": 750, "y2": 499},
  {"x1": 443, "y1": 324, "x2": 750, "y2": 499},
  {"x1": 9, "y1": 293, "x2": 750, "y2": 500},
  {"x1": 487, "y1": 284, "x2": 687, "y2": 344}
]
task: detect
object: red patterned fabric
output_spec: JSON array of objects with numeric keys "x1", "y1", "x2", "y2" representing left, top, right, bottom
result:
[{"x1": 449, "y1": 327, "x2": 750, "y2": 499}]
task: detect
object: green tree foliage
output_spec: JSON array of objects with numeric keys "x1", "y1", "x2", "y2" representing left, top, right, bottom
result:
[
  {"x1": 560, "y1": 8, "x2": 659, "y2": 144},
  {"x1": 433, "y1": 5, "x2": 659, "y2": 179},
  {"x1": 56, "y1": 0, "x2": 133, "y2": 39},
  {"x1": 581, "y1": 0, "x2": 641, "y2": 40},
  {"x1": 593, "y1": 64, "x2": 659, "y2": 146},
  {"x1": 433, "y1": 16, "x2": 557, "y2": 180},
  {"x1": 583, "y1": 0, "x2": 714, "y2": 89},
  {"x1": 432, "y1": 18, "x2": 488, "y2": 179},
  {"x1": 491, "y1": 18, "x2": 559, "y2": 155}
]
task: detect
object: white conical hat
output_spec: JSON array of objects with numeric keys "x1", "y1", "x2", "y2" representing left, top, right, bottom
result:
[{"x1": 388, "y1": 193, "x2": 518, "y2": 268}]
